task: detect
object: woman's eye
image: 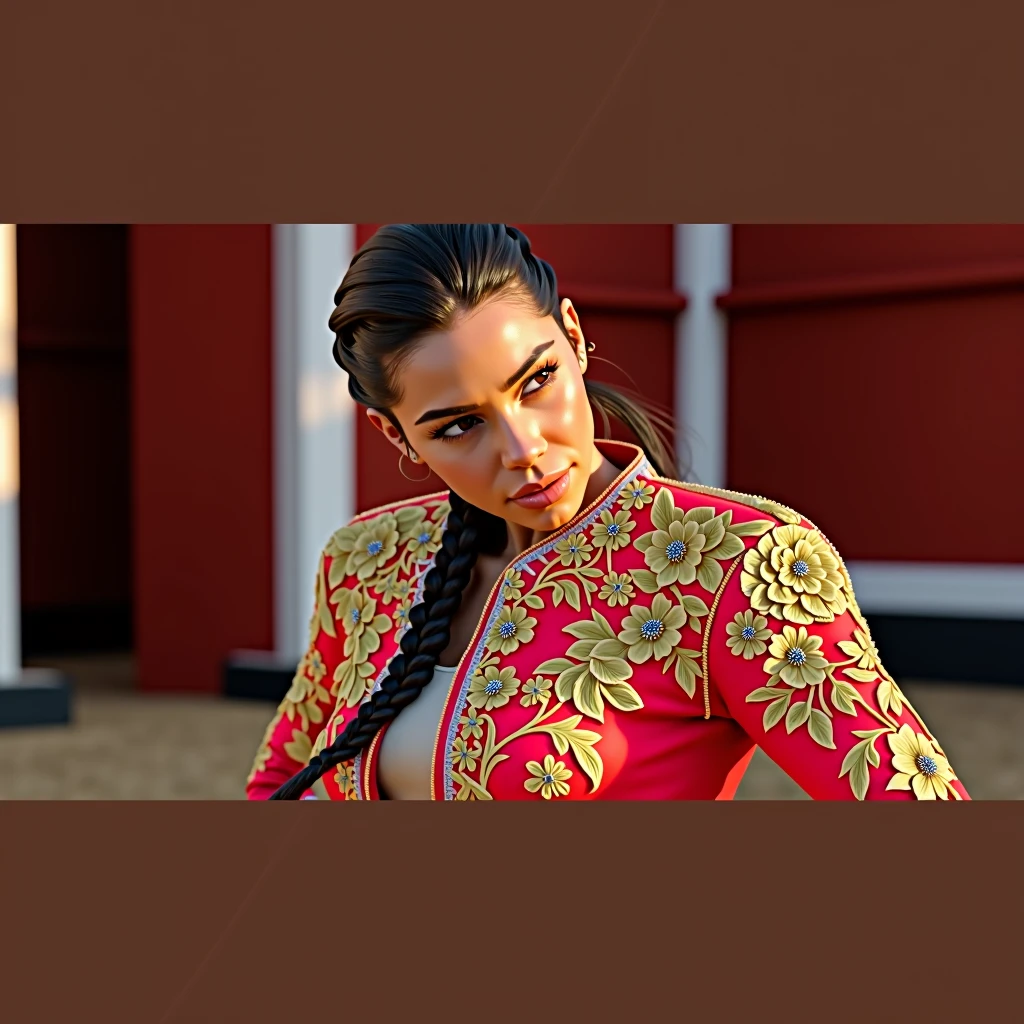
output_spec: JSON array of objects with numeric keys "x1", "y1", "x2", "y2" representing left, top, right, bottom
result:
[
  {"x1": 522, "y1": 367, "x2": 555, "y2": 396},
  {"x1": 439, "y1": 415, "x2": 480, "y2": 439}
]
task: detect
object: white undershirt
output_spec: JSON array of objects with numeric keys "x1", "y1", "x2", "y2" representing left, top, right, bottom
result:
[{"x1": 376, "y1": 662, "x2": 459, "y2": 800}]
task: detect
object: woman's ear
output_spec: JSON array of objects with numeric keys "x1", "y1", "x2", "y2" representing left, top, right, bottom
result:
[
  {"x1": 560, "y1": 298, "x2": 588, "y2": 373},
  {"x1": 366, "y1": 408, "x2": 417, "y2": 460}
]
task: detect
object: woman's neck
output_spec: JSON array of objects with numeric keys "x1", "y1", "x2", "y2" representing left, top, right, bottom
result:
[{"x1": 499, "y1": 446, "x2": 621, "y2": 562}]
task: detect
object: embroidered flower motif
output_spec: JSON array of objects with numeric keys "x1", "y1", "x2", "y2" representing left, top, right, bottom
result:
[
  {"x1": 334, "y1": 762, "x2": 358, "y2": 800},
  {"x1": 592, "y1": 509, "x2": 635, "y2": 551},
  {"x1": 639, "y1": 518, "x2": 706, "y2": 585},
  {"x1": 740, "y1": 524, "x2": 849, "y2": 625},
  {"x1": 306, "y1": 649, "x2": 327, "y2": 685},
  {"x1": 345, "y1": 515, "x2": 400, "y2": 581},
  {"x1": 885, "y1": 724, "x2": 960, "y2": 800},
  {"x1": 554, "y1": 532, "x2": 594, "y2": 568},
  {"x1": 617, "y1": 481, "x2": 655, "y2": 510},
  {"x1": 373, "y1": 568, "x2": 411, "y2": 604},
  {"x1": 282, "y1": 647, "x2": 330, "y2": 728},
  {"x1": 337, "y1": 591, "x2": 392, "y2": 660},
  {"x1": 520, "y1": 676, "x2": 552, "y2": 707},
  {"x1": 725, "y1": 610, "x2": 772, "y2": 660},
  {"x1": 618, "y1": 593, "x2": 685, "y2": 663},
  {"x1": 407, "y1": 521, "x2": 442, "y2": 560},
  {"x1": 598, "y1": 571, "x2": 635, "y2": 608},
  {"x1": 458, "y1": 707, "x2": 485, "y2": 741},
  {"x1": 763, "y1": 625, "x2": 829, "y2": 688},
  {"x1": 450, "y1": 737, "x2": 482, "y2": 773},
  {"x1": 837, "y1": 628, "x2": 882, "y2": 672},
  {"x1": 392, "y1": 600, "x2": 411, "y2": 631},
  {"x1": 524, "y1": 754, "x2": 573, "y2": 799},
  {"x1": 501, "y1": 570, "x2": 525, "y2": 603},
  {"x1": 485, "y1": 606, "x2": 537, "y2": 655},
  {"x1": 467, "y1": 666, "x2": 521, "y2": 710},
  {"x1": 633, "y1": 490, "x2": 745, "y2": 592}
]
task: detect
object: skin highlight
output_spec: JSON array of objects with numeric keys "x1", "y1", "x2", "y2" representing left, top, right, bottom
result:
[{"x1": 366, "y1": 294, "x2": 621, "y2": 567}]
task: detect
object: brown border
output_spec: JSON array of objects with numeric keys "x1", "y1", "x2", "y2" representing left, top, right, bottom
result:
[
  {"x1": 4, "y1": 2, "x2": 1023, "y2": 1020},
  {"x1": 6, "y1": 3, "x2": 1024, "y2": 221},
  {"x1": 1, "y1": 802, "x2": 1020, "y2": 1021}
]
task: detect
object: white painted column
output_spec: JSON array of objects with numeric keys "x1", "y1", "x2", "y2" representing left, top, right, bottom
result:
[
  {"x1": 0, "y1": 224, "x2": 20, "y2": 682},
  {"x1": 673, "y1": 225, "x2": 731, "y2": 487},
  {"x1": 273, "y1": 224, "x2": 358, "y2": 662}
]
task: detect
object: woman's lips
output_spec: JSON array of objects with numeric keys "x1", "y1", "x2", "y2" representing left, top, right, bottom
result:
[{"x1": 509, "y1": 468, "x2": 572, "y2": 509}]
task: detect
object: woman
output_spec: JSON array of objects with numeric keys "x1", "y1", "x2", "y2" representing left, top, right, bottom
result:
[{"x1": 246, "y1": 224, "x2": 969, "y2": 802}]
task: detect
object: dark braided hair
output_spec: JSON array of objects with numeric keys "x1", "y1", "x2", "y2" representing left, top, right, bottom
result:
[{"x1": 269, "y1": 225, "x2": 679, "y2": 799}]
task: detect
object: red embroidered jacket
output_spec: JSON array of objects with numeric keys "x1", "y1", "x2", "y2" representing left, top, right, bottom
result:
[{"x1": 246, "y1": 441, "x2": 969, "y2": 802}]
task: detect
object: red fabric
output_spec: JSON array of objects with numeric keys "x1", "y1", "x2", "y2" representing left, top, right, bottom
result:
[{"x1": 247, "y1": 441, "x2": 970, "y2": 803}]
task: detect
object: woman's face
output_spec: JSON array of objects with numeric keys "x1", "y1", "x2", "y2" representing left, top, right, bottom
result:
[{"x1": 368, "y1": 296, "x2": 603, "y2": 534}]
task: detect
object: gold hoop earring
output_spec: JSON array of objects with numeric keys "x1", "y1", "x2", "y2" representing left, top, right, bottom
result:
[{"x1": 398, "y1": 452, "x2": 432, "y2": 482}]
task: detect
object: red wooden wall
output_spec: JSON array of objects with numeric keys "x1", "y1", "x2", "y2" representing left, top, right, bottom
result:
[
  {"x1": 130, "y1": 226, "x2": 275, "y2": 691},
  {"x1": 723, "y1": 226, "x2": 1024, "y2": 563},
  {"x1": 15, "y1": 226, "x2": 133, "y2": 632},
  {"x1": 352, "y1": 224, "x2": 682, "y2": 512}
]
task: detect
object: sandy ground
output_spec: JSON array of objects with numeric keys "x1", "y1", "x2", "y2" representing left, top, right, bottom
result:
[{"x1": 0, "y1": 653, "x2": 1020, "y2": 799}]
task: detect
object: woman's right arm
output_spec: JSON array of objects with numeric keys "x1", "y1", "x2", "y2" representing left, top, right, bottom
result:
[{"x1": 245, "y1": 542, "x2": 361, "y2": 800}]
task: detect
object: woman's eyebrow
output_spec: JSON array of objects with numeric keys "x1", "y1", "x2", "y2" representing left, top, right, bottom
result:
[{"x1": 413, "y1": 340, "x2": 556, "y2": 426}]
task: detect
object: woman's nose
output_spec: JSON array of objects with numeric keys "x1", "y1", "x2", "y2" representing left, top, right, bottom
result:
[{"x1": 499, "y1": 415, "x2": 547, "y2": 470}]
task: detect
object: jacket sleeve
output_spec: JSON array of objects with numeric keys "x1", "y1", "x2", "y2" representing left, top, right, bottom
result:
[
  {"x1": 706, "y1": 520, "x2": 970, "y2": 800},
  {"x1": 245, "y1": 540, "x2": 364, "y2": 800}
]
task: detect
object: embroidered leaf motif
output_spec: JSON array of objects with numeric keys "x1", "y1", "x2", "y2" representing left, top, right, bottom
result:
[
  {"x1": 524, "y1": 594, "x2": 545, "y2": 610},
  {"x1": 695, "y1": 557, "x2": 724, "y2": 593},
  {"x1": 566, "y1": 639, "x2": 600, "y2": 661},
  {"x1": 552, "y1": 581, "x2": 565, "y2": 607},
  {"x1": 785, "y1": 698, "x2": 812, "y2": 733},
  {"x1": 576, "y1": 674, "x2": 605, "y2": 720},
  {"x1": 726, "y1": 518, "x2": 775, "y2": 538},
  {"x1": 534, "y1": 658, "x2": 575, "y2": 675},
  {"x1": 540, "y1": 715, "x2": 581, "y2": 755},
  {"x1": 844, "y1": 668, "x2": 879, "y2": 683},
  {"x1": 317, "y1": 560, "x2": 337, "y2": 638},
  {"x1": 283, "y1": 729, "x2": 312, "y2": 764},
  {"x1": 837, "y1": 639, "x2": 864, "y2": 659},
  {"x1": 831, "y1": 680, "x2": 859, "y2": 716},
  {"x1": 681, "y1": 595, "x2": 711, "y2": 618},
  {"x1": 808, "y1": 709, "x2": 836, "y2": 749},
  {"x1": 665, "y1": 648, "x2": 702, "y2": 698},
  {"x1": 841, "y1": 730, "x2": 888, "y2": 799},
  {"x1": 453, "y1": 770, "x2": 494, "y2": 800},
  {"x1": 651, "y1": 488, "x2": 676, "y2": 531},
  {"x1": 710, "y1": 532, "x2": 745, "y2": 561},
  {"x1": 602, "y1": 681, "x2": 644, "y2": 713},
  {"x1": 589, "y1": 655, "x2": 632, "y2": 685},
  {"x1": 561, "y1": 579, "x2": 582, "y2": 612},
  {"x1": 554, "y1": 662, "x2": 589, "y2": 703},
  {"x1": 747, "y1": 686, "x2": 790, "y2": 703},
  {"x1": 629, "y1": 568, "x2": 661, "y2": 594},
  {"x1": 579, "y1": 567, "x2": 604, "y2": 578},
  {"x1": 563, "y1": 612, "x2": 616, "y2": 641},
  {"x1": 537, "y1": 717, "x2": 604, "y2": 792},
  {"x1": 763, "y1": 692, "x2": 792, "y2": 731}
]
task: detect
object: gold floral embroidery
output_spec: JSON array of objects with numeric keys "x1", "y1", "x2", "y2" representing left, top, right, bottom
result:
[
  {"x1": 598, "y1": 571, "x2": 634, "y2": 607},
  {"x1": 485, "y1": 606, "x2": 537, "y2": 655},
  {"x1": 764, "y1": 625, "x2": 829, "y2": 688},
  {"x1": 501, "y1": 570, "x2": 525, "y2": 602},
  {"x1": 591, "y1": 509, "x2": 635, "y2": 551},
  {"x1": 740, "y1": 523, "x2": 849, "y2": 625},
  {"x1": 281, "y1": 645, "x2": 332, "y2": 731},
  {"x1": 618, "y1": 594, "x2": 684, "y2": 663},
  {"x1": 520, "y1": 676, "x2": 552, "y2": 707},
  {"x1": 554, "y1": 532, "x2": 594, "y2": 568},
  {"x1": 283, "y1": 729, "x2": 313, "y2": 764},
  {"x1": 617, "y1": 481, "x2": 655, "y2": 510},
  {"x1": 533, "y1": 610, "x2": 642, "y2": 722},
  {"x1": 467, "y1": 665, "x2": 521, "y2": 710},
  {"x1": 633, "y1": 488, "x2": 746, "y2": 593},
  {"x1": 451, "y1": 737, "x2": 482, "y2": 773},
  {"x1": 334, "y1": 761, "x2": 359, "y2": 800},
  {"x1": 345, "y1": 516, "x2": 400, "y2": 581},
  {"x1": 458, "y1": 707, "x2": 485, "y2": 740},
  {"x1": 725, "y1": 610, "x2": 772, "y2": 660},
  {"x1": 524, "y1": 755, "x2": 573, "y2": 799},
  {"x1": 885, "y1": 725, "x2": 961, "y2": 801}
]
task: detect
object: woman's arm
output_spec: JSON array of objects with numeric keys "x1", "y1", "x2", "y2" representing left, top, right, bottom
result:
[
  {"x1": 245, "y1": 545, "x2": 362, "y2": 800},
  {"x1": 707, "y1": 522, "x2": 970, "y2": 800}
]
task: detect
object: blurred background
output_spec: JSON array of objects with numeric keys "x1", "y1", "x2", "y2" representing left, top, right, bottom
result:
[{"x1": 0, "y1": 224, "x2": 1021, "y2": 799}]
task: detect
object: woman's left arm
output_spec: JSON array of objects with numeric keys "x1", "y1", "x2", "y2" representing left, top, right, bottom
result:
[{"x1": 706, "y1": 526, "x2": 971, "y2": 800}]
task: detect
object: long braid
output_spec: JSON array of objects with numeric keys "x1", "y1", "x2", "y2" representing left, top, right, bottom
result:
[{"x1": 269, "y1": 491, "x2": 483, "y2": 800}]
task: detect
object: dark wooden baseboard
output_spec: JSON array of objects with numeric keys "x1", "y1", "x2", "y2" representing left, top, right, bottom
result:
[
  {"x1": 223, "y1": 650, "x2": 298, "y2": 702},
  {"x1": 0, "y1": 668, "x2": 73, "y2": 729}
]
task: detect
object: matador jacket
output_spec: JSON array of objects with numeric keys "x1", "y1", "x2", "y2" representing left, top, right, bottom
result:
[{"x1": 246, "y1": 440, "x2": 970, "y2": 802}]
